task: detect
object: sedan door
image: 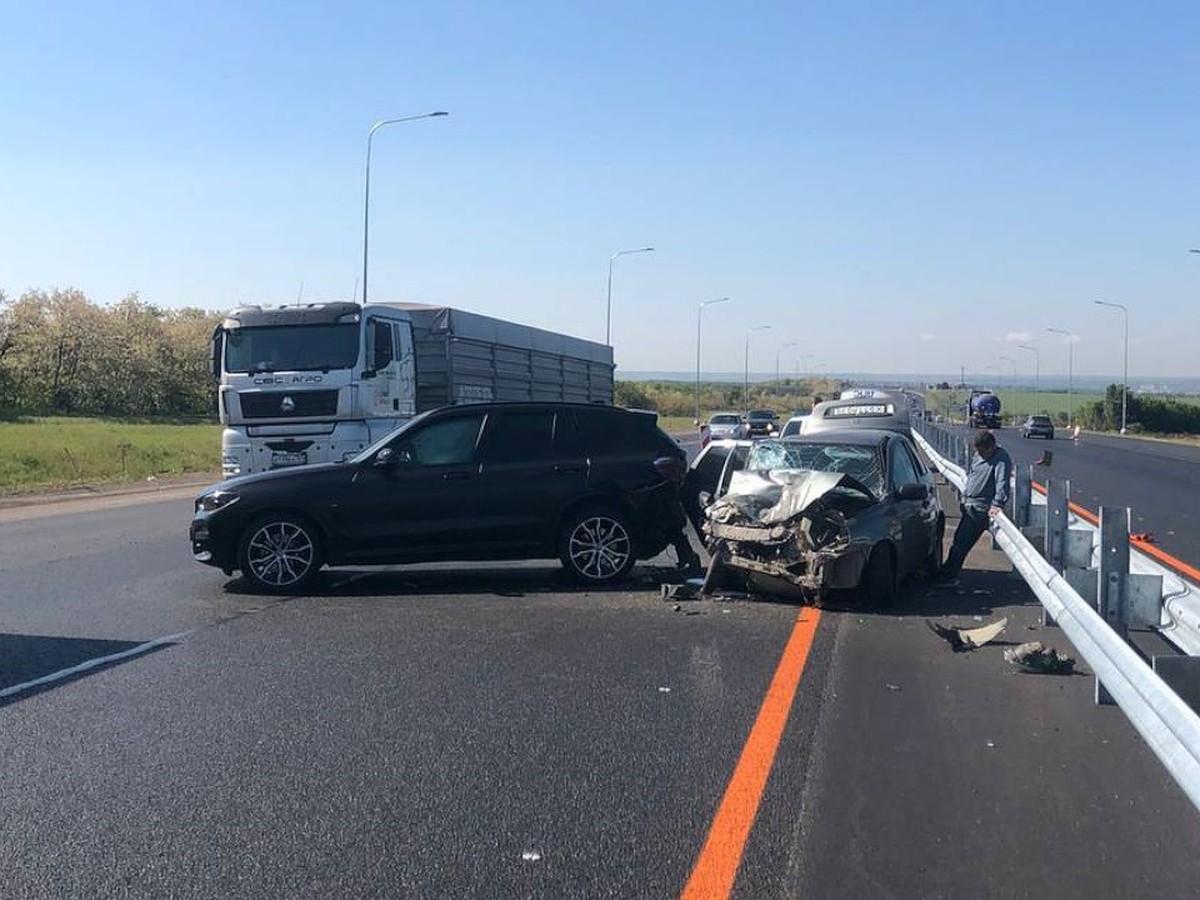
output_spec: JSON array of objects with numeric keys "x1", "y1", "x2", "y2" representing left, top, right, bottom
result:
[{"x1": 885, "y1": 438, "x2": 933, "y2": 576}]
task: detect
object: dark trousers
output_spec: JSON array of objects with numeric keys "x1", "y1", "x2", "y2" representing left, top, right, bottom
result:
[{"x1": 941, "y1": 504, "x2": 991, "y2": 578}]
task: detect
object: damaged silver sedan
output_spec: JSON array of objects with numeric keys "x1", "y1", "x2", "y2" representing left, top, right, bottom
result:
[{"x1": 682, "y1": 429, "x2": 944, "y2": 605}]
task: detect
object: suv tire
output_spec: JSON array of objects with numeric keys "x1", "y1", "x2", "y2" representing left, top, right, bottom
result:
[
  {"x1": 559, "y1": 507, "x2": 637, "y2": 585},
  {"x1": 238, "y1": 513, "x2": 324, "y2": 593}
]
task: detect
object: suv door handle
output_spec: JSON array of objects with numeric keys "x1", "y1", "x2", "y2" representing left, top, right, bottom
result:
[
  {"x1": 443, "y1": 471, "x2": 472, "y2": 481},
  {"x1": 554, "y1": 465, "x2": 583, "y2": 474}
]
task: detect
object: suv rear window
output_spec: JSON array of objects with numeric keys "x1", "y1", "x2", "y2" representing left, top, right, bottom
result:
[
  {"x1": 1031, "y1": 416, "x2": 1052, "y2": 425},
  {"x1": 565, "y1": 408, "x2": 678, "y2": 456}
]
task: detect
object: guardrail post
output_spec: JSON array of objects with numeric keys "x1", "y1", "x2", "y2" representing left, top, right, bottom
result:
[
  {"x1": 1094, "y1": 507, "x2": 1164, "y2": 704},
  {"x1": 1043, "y1": 478, "x2": 1070, "y2": 627},
  {"x1": 1045, "y1": 478, "x2": 1069, "y2": 571},
  {"x1": 1099, "y1": 506, "x2": 1132, "y2": 638},
  {"x1": 1013, "y1": 464, "x2": 1031, "y2": 528},
  {"x1": 1095, "y1": 507, "x2": 1128, "y2": 705},
  {"x1": 1017, "y1": 466, "x2": 1045, "y2": 550}
]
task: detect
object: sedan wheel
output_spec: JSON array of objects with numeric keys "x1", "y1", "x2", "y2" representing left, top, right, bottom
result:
[
  {"x1": 238, "y1": 514, "x2": 323, "y2": 592},
  {"x1": 560, "y1": 509, "x2": 636, "y2": 584}
]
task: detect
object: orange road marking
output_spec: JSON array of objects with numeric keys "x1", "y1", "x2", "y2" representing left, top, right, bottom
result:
[
  {"x1": 681, "y1": 608, "x2": 822, "y2": 900},
  {"x1": 1033, "y1": 481, "x2": 1200, "y2": 581}
]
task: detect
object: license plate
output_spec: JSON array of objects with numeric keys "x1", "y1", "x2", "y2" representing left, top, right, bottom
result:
[{"x1": 271, "y1": 450, "x2": 308, "y2": 467}]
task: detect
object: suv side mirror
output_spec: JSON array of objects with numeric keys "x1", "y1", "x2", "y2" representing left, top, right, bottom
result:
[{"x1": 374, "y1": 447, "x2": 411, "y2": 469}]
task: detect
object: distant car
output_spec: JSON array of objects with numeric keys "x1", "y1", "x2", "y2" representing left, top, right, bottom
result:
[
  {"x1": 745, "y1": 409, "x2": 781, "y2": 437},
  {"x1": 706, "y1": 412, "x2": 747, "y2": 441},
  {"x1": 191, "y1": 402, "x2": 689, "y2": 591},
  {"x1": 682, "y1": 429, "x2": 944, "y2": 606},
  {"x1": 780, "y1": 415, "x2": 809, "y2": 438},
  {"x1": 1020, "y1": 415, "x2": 1055, "y2": 439}
]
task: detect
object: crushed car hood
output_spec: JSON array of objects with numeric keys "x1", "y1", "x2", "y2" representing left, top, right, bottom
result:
[{"x1": 709, "y1": 470, "x2": 877, "y2": 526}]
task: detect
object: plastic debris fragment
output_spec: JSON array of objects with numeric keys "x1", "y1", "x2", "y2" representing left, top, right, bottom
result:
[
  {"x1": 927, "y1": 617, "x2": 1008, "y2": 652},
  {"x1": 1004, "y1": 641, "x2": 1076, "y2": 675}
]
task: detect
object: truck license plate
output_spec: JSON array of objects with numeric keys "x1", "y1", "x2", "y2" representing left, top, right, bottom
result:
[{"x1": 271, "y1": 450, "x2": 308, "y2": 467}]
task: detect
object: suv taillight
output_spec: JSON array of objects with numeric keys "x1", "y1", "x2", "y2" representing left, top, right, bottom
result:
[{"x1": 653, "y1": 456, "x2": 686, "y2": 483}]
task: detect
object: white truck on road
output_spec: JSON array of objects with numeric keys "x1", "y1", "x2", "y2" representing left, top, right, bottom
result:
[{"x1": 213, "y1": 302, "x2": 614, "y2": 477}]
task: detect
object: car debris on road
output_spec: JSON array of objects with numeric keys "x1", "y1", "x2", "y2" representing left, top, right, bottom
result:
[
  {"x1": 927, "y1": 617, "x2": 1009, "y2": 652},
  {"x1": 1004, "y1": 641, "x2": 1076, "y2": 675}
]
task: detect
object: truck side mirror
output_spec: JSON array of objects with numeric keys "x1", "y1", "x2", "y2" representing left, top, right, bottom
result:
[{"x1": 210, "y1": 327, "x2": 223, "y2": 381}]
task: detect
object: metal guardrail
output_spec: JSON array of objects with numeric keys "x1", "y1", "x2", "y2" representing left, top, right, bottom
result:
[{"x1": 910, "y1": 421, "x2": 1200, "y2": 815}]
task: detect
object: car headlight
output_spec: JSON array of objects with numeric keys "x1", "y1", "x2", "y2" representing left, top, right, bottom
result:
[{"x1": 196, "y1": 490, "x2": 240, "y2": 513}]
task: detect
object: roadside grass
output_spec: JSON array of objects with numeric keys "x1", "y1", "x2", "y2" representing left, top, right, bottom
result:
[
  {"x1": 0, "y1": 417, "x2": 221, "y2": 493},
  {"x1": 659, "y1": 415, "x2": 700, "y2": 434}
]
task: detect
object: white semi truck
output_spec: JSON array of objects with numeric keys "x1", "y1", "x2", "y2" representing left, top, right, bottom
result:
[{"x1": 213, "y1": 302, "x2": 614, "y2": 477}]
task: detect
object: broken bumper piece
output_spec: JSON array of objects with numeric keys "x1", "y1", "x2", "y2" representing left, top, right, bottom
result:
[{"x1": 706, "y1": 521, "x2": 868, "y2": 600}]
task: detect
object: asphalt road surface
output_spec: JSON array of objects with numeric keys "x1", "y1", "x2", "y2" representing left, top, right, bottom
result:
[{"x1": 2, "y1": 473, "x2": 1200, "y2": 898}]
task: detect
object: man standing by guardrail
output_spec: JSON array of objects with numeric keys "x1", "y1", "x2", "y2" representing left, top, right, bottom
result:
[{"x1": 934, "y1": 429, "x2": 1012, "y2": 586}]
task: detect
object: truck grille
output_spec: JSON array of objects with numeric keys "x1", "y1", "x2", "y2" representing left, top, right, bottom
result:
[{"x1": 238, "y1": 390, "x2": 339, "y2": 419}]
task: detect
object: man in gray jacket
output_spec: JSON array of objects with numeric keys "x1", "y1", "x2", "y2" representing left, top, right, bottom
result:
[{"x1": 934, "y1": 429, "x2": 1012, "y2": 585}]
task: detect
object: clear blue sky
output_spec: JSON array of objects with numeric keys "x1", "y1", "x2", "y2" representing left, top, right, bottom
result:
[{"x1": 2, "y1": 1, "x2": 1198, "y2": 380}]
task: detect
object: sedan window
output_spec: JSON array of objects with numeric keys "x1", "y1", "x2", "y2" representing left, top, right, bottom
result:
[{"x1": 888, "y1": 441, "x2": 921, "y2": 492}]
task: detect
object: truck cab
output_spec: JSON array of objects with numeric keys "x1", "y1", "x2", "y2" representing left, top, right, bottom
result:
[{"x1": 214, "y1": 302, "x2": 416, "y2": 477}]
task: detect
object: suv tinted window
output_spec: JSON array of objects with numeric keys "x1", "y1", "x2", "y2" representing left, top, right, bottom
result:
[
  {"x1": 565, "y1": 409, "x2": 672, "y2": 456},
  {"x1": 478, "y1": 411, "x2": 556, "y2": 463},
  {"x1": 392, "y1": 414, "x2": 484, "y2": 466}
]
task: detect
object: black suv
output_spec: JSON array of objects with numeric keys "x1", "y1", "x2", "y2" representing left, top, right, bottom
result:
[{"x1": 191, "y1": 402, "x2": 687, "y2": 591}]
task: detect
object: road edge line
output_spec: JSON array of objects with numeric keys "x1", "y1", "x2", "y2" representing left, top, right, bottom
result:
[
  {"x1": 0, "y1": 631, "x2": 191, "y2": 702},
  {"x1": 681, "y1": 608, "x2": 822, "y2": 899}
]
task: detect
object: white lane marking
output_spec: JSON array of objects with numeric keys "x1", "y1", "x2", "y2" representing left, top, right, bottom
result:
[{"x1": 0, "y1": 631, "x2": 191, "y2": 701}]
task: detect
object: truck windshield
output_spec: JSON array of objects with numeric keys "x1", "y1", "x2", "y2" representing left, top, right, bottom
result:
[{"x1": 223, "y1": 323, "x2": 360, "y2": 374}]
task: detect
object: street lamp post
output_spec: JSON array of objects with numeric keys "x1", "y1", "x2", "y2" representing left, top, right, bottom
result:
[
  {"x1": 1095, "y1": 300, "x2": 1129, "y2": 433},
  {"x1": 1019, "y1": 344, "x2": 1040, "y2": 415},
  {"x1": 362, "y1": 111, "x2": 449, "y2": 305},
  {"x1": 695, "y1": 297, "x2": 731, "y2": 423},
  {"x1": 1047, "y1": 327, "x2": 1075, "y2": 427},
  {"x1": 744, "y1": 325, "x2": 771, "y2": 409},
  {"x1": 605, "y1": 247, "x2": 655, "y2": 345}
]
